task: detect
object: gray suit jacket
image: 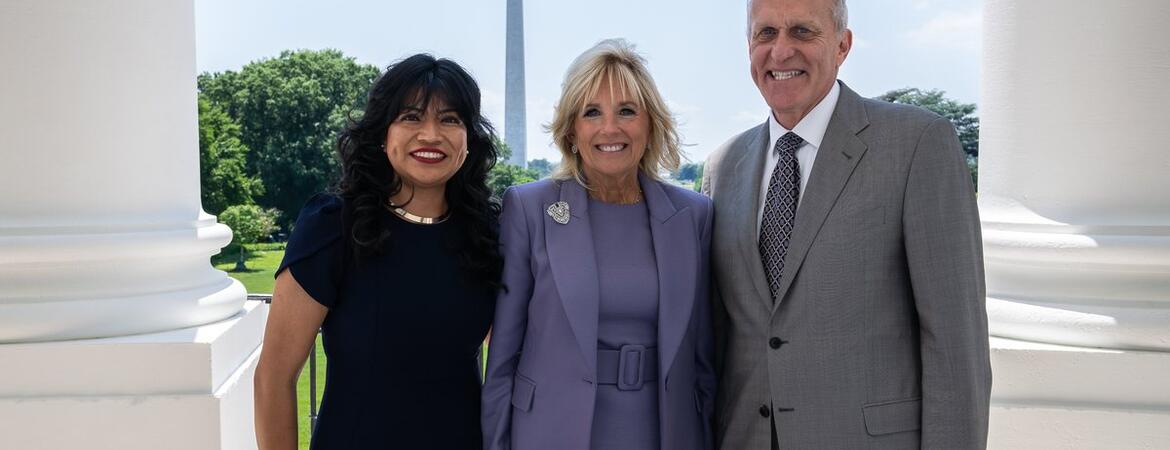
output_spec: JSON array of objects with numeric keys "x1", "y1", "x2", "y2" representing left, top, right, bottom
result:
[{"x1": 702, "y1": 82, "x2": 991, "y2": 449}]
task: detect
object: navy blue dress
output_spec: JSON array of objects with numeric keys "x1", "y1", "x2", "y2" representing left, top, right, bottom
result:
[{"x1": 276, "y1": 194, "x2": 494, "y2": 449}]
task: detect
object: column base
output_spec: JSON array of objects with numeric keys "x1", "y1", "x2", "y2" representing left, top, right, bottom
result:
[
  {"x1": 0, "y1": 301, "x2": 267, "y2": 449},
  {"x1": 990, "y1": 337, "x2": 1170, "y2": 449}
]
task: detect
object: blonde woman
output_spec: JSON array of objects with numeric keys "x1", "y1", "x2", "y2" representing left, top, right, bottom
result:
[{"x1": 481, "y1": 39, "x2": 715, "y2": 450}]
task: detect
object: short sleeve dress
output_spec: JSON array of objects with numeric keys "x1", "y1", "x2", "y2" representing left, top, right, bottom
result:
[{"x1": 276, "y1": 193, "x2": 495, "y2": 449}]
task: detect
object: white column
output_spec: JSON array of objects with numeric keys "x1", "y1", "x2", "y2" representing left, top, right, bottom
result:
[
  {"x1": 981, "y1": 0, "x2": 1170, "y2": 447},
  {"x1": 0, "y1": 0, "x2": 246, "y2": 343},
  {"x1": 0, "y1": 1, "x2": 264, "y2": 448}
]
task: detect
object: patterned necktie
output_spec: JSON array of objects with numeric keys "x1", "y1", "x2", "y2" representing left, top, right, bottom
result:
[{"x1": 759, "y1": 132, "x2": 804, "y2": 303}]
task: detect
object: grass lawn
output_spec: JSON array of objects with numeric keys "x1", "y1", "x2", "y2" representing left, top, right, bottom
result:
[
  {"x1": 213, "y1": 242, "x2": 286, "y2": 294},
  {"x1": 215, "y1": 243, "x2": 323, "y2": 449}
]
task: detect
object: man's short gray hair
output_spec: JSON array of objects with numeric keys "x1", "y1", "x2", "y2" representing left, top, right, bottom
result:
[{"x1": 746, "y1": 0, "x2": 849, "y2": 36}]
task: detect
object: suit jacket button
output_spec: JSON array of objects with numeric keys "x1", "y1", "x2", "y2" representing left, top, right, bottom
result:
[
  {"x1": 769, "y1": 337, "x2": 784, "y2": 349},
  {"x1": 759, "y1": 405, "x2": 771, "y2": 418}
]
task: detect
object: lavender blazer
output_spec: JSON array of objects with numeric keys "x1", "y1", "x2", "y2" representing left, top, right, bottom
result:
[{"x1": 482, "y1": 173, "x2": 716, "y2": 450}]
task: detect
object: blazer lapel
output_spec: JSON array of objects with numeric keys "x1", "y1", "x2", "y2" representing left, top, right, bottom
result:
[
  {"x1": 639, "y1": 173, "x2": 695, "y2": 378},
  {"x1": 726, "y1": 123, "x2": 777, "y2": 309},
  {"x1": 772, "y1": 82, "x2": 871, "y2": 312},
  {"x1": 544, "y1": 180, "x2": 599, "y2": 372}
]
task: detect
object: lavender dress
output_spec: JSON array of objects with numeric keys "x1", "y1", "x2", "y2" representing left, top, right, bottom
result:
[{"x1": 587, "y1": 197, "x2": 660, "y2": 450}]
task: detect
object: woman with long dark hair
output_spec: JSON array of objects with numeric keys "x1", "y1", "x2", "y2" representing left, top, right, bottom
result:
[{"x1": 254, "y1": 54, "x2": 502, "y2": 449}]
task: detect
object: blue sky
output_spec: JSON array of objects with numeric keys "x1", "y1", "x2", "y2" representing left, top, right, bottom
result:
[{"x1": 195, "y1": 0, "x2": 981, "y2": 163}]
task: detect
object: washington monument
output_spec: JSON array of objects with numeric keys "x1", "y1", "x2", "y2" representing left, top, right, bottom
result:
[{"x1": 505, "y1": 0, "x2": 526, "y2": 167}]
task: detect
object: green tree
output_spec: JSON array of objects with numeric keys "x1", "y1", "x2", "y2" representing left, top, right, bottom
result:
[
  {"x1": 488, "y1": 137, "x2": 539, "y2": 197},
  {"x1": 199, "y1": 95, "x2": 263, "y2": 215},
  {"x1": 692, "y1": 163, "x2": 705, "y2": 192},
  {"x1": 488, "y1": 164, "x2": 540, "y2": 198},
  {"x1": 219, "y1": 204, "x2": 279, "y2": 271},
  {"x1": 527, "y1": 158, "x2": 555, "y2": 179},
  {"x1": 494, "y1": 137, "x2": 514, "y2": 162},
  {"x1": 877, "y1": 88, "x2": 979, "y2": 188},
  {"x1": 199, "y1": 49, "x2": 380, "y2": 226},
  {"x1": 674, "y1": 162, "x2": 702, "y2": 182}
]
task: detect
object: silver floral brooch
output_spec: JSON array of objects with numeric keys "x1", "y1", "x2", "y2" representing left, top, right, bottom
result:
[{"x1": 546, "y1": 201, "x2": 570, "y2": 225}]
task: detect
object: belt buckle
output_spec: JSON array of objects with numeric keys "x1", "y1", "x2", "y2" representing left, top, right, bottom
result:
[{"x1": 617, "y1": 344, "x2": 646, "y2": 391}]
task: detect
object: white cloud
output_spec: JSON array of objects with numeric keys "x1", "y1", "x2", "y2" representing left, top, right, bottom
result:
[
  {"x1": 733, "y1": 110, "x2": 764, "y2": 124},
  {"x1": 526, "y1": 96, "x2": 561, "y2": 162},
  {"x1": 668, "y1": 100, "x2": 702, "y2": 116},
  {"x1": 852, "y1": 36, "x2": 874, "y2": 50},
  {"x1": 668, "y1": 100, "x2": 702, "y2": 132},
  {"x1": 481, "y1": 88, "x2": 505, "y2": 127},
  {"x1": 904, "y1": 9, "x2": 981, "y2": 51},
  {"x1": 911, "y1": 0, "x2": 934, "y2": 10}
]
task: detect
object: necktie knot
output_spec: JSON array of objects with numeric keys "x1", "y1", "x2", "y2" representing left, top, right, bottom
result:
[{"x1": 775, "y1": 132, "x2": 804, "y2": 156}]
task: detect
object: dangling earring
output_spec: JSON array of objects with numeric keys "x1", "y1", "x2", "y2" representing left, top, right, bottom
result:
[{"x1": 571, "y1": 145, "x2": 579, "y2": 154}]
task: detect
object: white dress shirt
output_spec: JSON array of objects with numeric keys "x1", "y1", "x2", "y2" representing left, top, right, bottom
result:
[{"x1": 757, "y1": 81, "x2": 842, "y2": 234}]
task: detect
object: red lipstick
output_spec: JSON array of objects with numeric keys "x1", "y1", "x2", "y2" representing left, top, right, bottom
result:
[{"x1": 409, "y1": 148, "x2": 447, "y2": 164}]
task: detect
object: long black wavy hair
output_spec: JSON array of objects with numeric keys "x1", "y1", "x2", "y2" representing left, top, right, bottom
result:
[{"x1": 335, "y1": 54, "x2": 502, "y2": 290}]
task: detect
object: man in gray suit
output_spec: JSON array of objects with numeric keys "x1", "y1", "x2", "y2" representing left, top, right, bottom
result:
[{"x1": 701, "y1": 0, "x2": 991, "y2": 448}]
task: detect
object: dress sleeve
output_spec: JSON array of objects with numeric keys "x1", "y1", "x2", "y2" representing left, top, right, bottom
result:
[{"x1": 275, "y1": 193, "x2": 345, "y2": 308}]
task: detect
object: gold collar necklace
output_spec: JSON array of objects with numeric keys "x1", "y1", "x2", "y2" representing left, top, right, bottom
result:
[{"x1": 387, "y1": 204, "x2": 449, "y2": 225}]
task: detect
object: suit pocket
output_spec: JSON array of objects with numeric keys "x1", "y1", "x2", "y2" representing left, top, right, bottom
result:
[
  {"x1": 511, "y1": 373, "x2": 536, "y2": 412},
  {"x1": 862, "y1": 397, "x2": 921, "y2": 436}
]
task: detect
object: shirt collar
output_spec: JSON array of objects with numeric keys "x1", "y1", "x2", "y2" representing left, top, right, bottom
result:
[{"x1": 768, "y1": 80, "x2": 841, "y2": 150}]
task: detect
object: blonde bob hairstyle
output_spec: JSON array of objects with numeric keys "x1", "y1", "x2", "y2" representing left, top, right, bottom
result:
[{"x1": 547, "y1": 38, "x2": 682, "y2": 187}]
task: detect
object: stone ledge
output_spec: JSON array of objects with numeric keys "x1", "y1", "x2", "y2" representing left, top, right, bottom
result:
[
  {"x1": 0, "y1": 301, "x2": 267, "y2": 397},
  {"x1": 991, "y1": 336, "x2": 1170, "y2": 409},
  {"x1": 0, "y1": 343, "x2": 261, "y2": 450},
  {"x1": 990, "y1": 404, "x2": 1170, "y2": 449},
  {"x1": 989, "y1": 336, "x2": 1170, "y2": 449}
]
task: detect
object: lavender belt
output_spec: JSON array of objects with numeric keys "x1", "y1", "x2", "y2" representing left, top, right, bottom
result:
[{"x1": 597, "y1": 344, "x2": 658, "y2": 391}]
